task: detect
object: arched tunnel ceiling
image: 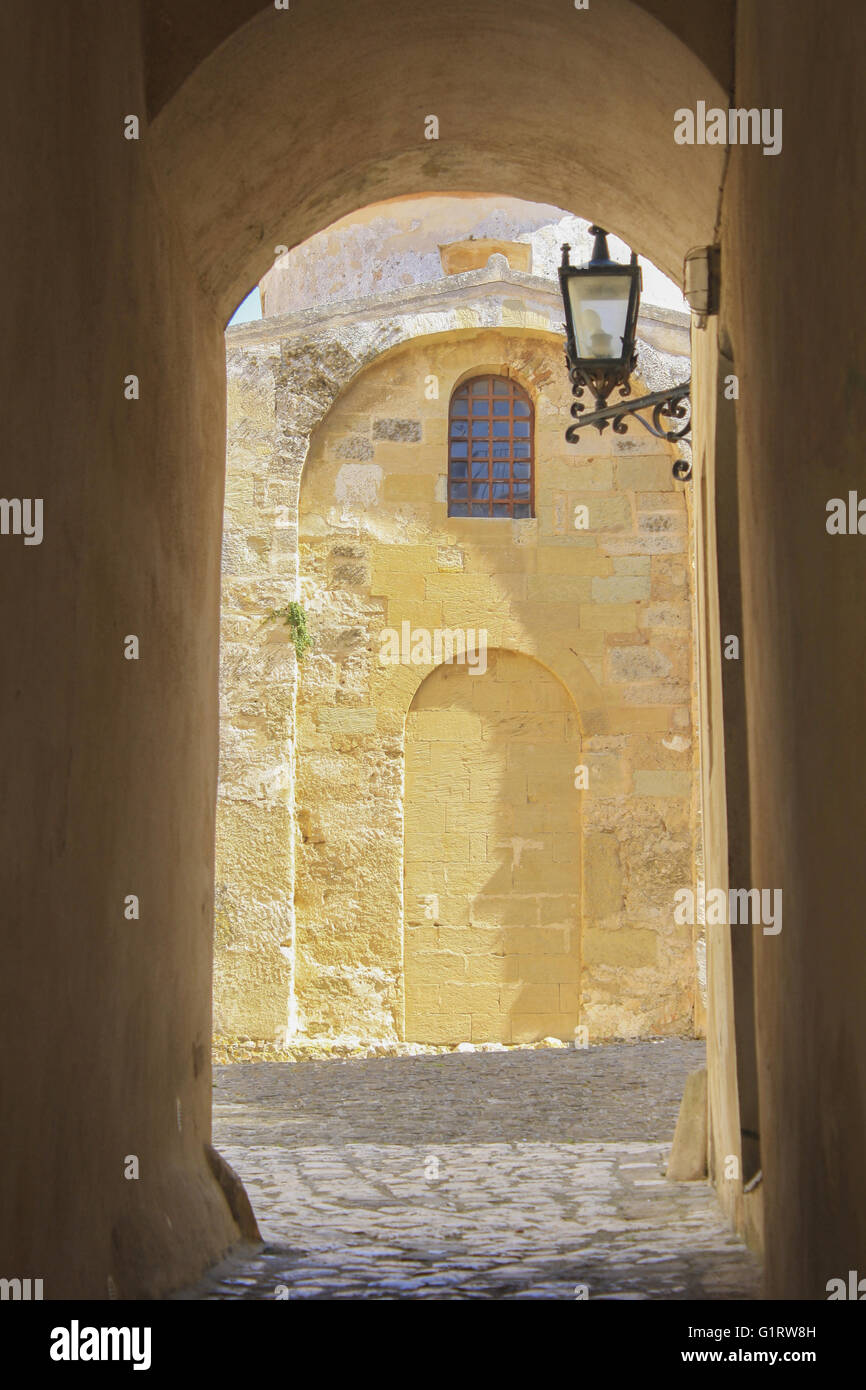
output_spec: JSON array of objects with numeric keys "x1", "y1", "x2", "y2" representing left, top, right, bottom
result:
[
  {"x1": 143, "y1": 0, "x2": 734, "y2": 114},
  {"x1": 148, "y1": 0, "x2": 728, "y2": 322}
]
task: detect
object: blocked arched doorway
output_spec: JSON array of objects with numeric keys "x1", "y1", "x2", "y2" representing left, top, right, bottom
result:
[{"x1": 404, "y1": 649, "x2": 581, "y2": 1044}]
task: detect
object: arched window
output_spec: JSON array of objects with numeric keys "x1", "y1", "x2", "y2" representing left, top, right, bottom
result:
[{"x1": 448, "y1": 376, "x2": 534, "y2": 518}]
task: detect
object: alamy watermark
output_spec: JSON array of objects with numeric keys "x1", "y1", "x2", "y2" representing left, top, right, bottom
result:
[
  {"x1": 674, "y1": 882, "x2": 782, "y2": 935},
  {"x1": 826, "y1": 492, "x2": 866, "y2": 534},
  {"x1": 379, "y1": 622, "x2": 487, "y2": 675},
  {"x1": 0, "y1": 1276, "x2": 43, "y2": 1299},
  {"x1": 50, "y1": 1321, "x2": 151, "y2": 1371},
  {"x1": 0, "y1": 498, "x2": 42, "y2": 545},
  {"x1": 826, "y1": 1270, "x2": 866, "y2": 1300},
  {"x1": 674, "y1": 102, "x2": 782, "y2": 156}
]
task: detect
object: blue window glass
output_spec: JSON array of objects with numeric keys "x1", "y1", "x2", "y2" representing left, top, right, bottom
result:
[{"x1": 448, "y1": 376, "x2": 534, "y2": 518}]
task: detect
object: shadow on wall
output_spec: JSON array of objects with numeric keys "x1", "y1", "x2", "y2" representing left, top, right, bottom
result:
[{"x1": 404, "y1": 648, "x2": 581, "y2": 1044}]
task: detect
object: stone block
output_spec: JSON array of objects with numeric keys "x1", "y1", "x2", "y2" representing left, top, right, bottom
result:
[
  {"x1": 470, "y1": 896, "x2": 535, "y2": 928},
  {"x1": 403, "y1": 922, "x2": 438, "y2": 948},
  {"x1": 409, "y1": 709, "x2": 482, "y2": 742},
  {"x1": 639, "y1": 509, "x2": 686, "y2": 535},
  {"x1": 370, "y1": 544, "x2": 438, "y2": 574},
  {"x1": 435, "y1": 896, "x2": 472, "y2": 927},
  {"x1": 608, "y1": 645, "x2": 673, "y2": 682},
  {"x1": 559, "y1": 983, "x2": 580, "y2": 1014},
  {"x1": 512, "y1": 857, "x2": 576, "y2": 895},
  {"x1": 621, "y1": 681, "x2": 689, "y2": 705},
  {"x1": 507, "y1": 982, "x2": 559, "y2": 1013},
  {"x1": 437, "y1": 546, "x2": 464, "y2": 570},
  {"x1": 559, "y1": 459, "x2": 613, "y2": 491},
  {"x1": 510, "y1": 953, "x2": 580, "y2": 984},
  {"x1": 639, "y1": 601, "x2": 691, "y2": 631},
  {"x1": 467, "y1": 681, "x2": 512, "y2": 713},
  {"x1": 404, "y1": 832, "x2": 465, "y2": 863},
  {"x1": 439, "y1": 925, "x2": 506, "y2": 954},
  {"x1": 424, "y1": 573, "x2": 491, "y2": 603},
  {"x1": 383, "y1": 473, "x2": 435, "y2": 503},
  {"x1": 469, "y1": 832, "x2": 488, "y2": 865},
  {"x1": 601, "y1": 533, "x2": 686, "y2": 556},
  {"x1": 579, "y1": 603, "x2": 638, "y2": 631},
  {"x1": 403, "y1": 984, "x2": 439, "y2": 1011},
  {"x1": 666, "y1": 1067, "x2": 708, "y2": 1181},
  {"x1": 584, "y1": 751, "x2": 631, "y2": 796},
  {"x1": 537, "y1": 548, "x2": 612, "y2": 576},
  {"x1": 373, "y1": 418, "x2": 423, "y2": 442},
  {"x1": 571, "y1": 494, "x2": 633, "y2": 532},
  {"x1": 404, "y1": 801, "x2": 446, "y2": 834},
  {"x1": 482, "y1": 712, "x2": 567, "y2": 745},
  {"x1": 464, "y1": 954, "x2": 511, "y2": 983},
  {"x1": 509, "y1": 1014, "x2": 572, "y2": 1043},
  {"x1": 616, "y1": 457, "x2": 675, "y2": 491},
  {"x1": 501, "y1": 926, "x2": 570, "y2": 955},
  {"x1": 370, "y1": 571, "x2": 425, "y2": 601},
  {"x1": 383, "y1": 600, "x2": 444, "y2": 634},
  {"x1": 592, "y1": 575, "x2": 651, "y2": 603},
  {"x1": 527, "y1": 575, "x2": 593, "y2": 603},
  {"x1": 470, "y1": 1012, "x2": 507, "y2": 1043},
  {"x1": 315, "y1": 707, "x2": 377, "y2": 735},
  {"x1": 633, "y1": 770, "x2": 692, "y2": 797},
  {"x1": 612, "y1": 555, "x2": 652, "y2": 575},
  {"x1": 334, "y1": 433, "x2": 375, "y2": 461},
  {"x1": 469, "y1": 768, "x2": 526, "y2": 804},
  {"x1": 582, "y1": 927, "x2": 658, "y2": 967},
  {"x1": 441, "y1": 982, "x2": 503, "y2": 1013},
  {"x1": 550, "y1": 831, "x2": 581, "y2": 863},
  {"x1": 406, "y1": 1010, "x2": 470, "y2": 1044},
  {"x1": 409, "y1": 951, "x2": 466, "y2": 983},
  {"x1": 583, "y1": 833, "x2": 622, "y2": 918},
  {"x1": 538, "y1": 896, "x2": 580, "y2": 926}
]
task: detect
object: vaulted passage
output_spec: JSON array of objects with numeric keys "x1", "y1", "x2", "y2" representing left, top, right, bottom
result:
[{"x1": 5, "y1": 0, "x2": 866, "y2": 1306}]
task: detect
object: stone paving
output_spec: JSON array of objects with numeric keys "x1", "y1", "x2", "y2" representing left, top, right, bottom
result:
[{"x1": 179, "y1": 1040, "x2": 761, "y2": 1300}]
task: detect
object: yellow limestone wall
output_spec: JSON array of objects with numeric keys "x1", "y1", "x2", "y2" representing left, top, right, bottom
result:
[
  {"x1": 405, "y1": 651, "x2": 581, "y2": 1044},
  {"x1": 291, "y1": 327, "x2": 699, "y2": 1043}
]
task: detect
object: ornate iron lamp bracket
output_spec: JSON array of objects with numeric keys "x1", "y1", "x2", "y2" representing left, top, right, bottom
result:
[{"x1": 564, "y1": 369, "x2": 692, "y2": 481}]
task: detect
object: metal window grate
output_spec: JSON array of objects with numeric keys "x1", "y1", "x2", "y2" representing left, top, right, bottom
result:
[{"x1": 447, "y1": 375, "x2": 534, "y2": 519}]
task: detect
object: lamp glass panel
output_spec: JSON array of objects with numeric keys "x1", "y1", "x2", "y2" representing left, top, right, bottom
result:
[{"x1": 567, "y1": 273, "x2": 632, "y2": 361}]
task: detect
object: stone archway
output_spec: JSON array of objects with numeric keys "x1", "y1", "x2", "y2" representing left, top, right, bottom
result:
[
  {"x1": 149, "y1": 0, "x2": 726, "y2": 322},
  {"x1": 18, "y1": 0, "x2": 866, "y2": 1305}
]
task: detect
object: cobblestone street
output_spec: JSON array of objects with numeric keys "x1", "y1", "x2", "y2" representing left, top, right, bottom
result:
[{"x1": 182, "y1": 1040, "x2": 761, "y2": 1300}]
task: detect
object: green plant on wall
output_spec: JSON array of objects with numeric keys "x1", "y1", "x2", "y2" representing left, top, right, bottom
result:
[{"x1": 268, "y1": 600, "x2": 313, "y2": 661}]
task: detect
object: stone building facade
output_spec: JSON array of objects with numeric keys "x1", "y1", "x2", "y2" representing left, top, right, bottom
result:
[{"x1": 215, "y1": 199, "x2": 702, "y2": 1049}]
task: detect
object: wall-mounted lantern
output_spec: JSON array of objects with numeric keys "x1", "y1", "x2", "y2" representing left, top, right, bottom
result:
[{"x1": 559, "y1": 227, "x2": 692, "y2": 478}]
